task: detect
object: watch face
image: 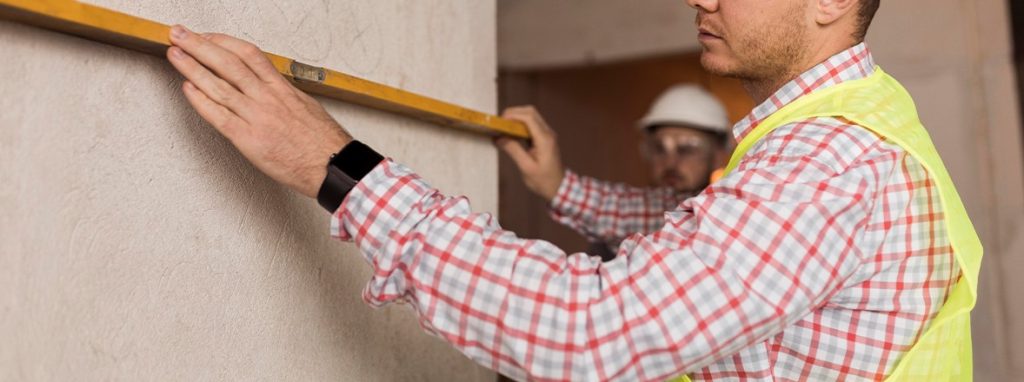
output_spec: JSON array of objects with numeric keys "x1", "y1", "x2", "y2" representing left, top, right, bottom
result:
[{"x1": 333, "y1": 141, "x2": 385, "y2": 180}]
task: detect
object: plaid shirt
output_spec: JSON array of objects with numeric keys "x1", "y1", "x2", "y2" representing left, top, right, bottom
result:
[
  {"x1": 331, "y1": 43, "x2": 958, "y2": 381},
  {"x1": 552, "y1": 172, "x2": 690, "y2": 254}
]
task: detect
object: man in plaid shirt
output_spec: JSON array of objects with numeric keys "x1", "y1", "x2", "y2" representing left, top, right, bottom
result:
[
  {"x1": 581, "y1": 85, "x2": 732, "y2": 261},
  {"x1": 165, "y1": 0, "x2": 965, "y2": 380}
]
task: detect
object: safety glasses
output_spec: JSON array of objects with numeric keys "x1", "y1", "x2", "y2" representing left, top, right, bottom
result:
[{"x1": 640, "y1": 134, "x2": 713, "y2": 162}]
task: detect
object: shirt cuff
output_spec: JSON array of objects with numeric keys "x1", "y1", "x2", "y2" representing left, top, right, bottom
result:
[
  {"x1": 548, "y1": 169, "x2": 584, "y2": 223},
  {"x1": 329, "y1": 158, "x2": 405, "y2": 242}
]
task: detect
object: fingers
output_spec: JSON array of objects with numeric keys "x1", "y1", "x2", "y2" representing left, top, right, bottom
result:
[
  {"x1": 167, "y1": 46, "x2": 254, "y2": 118},
  {"x1": 495, "y1": 137, "x2": 535, "y2": 171},
  {"x1": 502, "y1": 106, "x2": 555, "y2": 148},
  {"x1": 495, "y1": 109, "x2": 565, "y2": 201},
  {"x1": 169, "y1": 25, "x2": 263, "y2": 95},
  {"x1": 201, "y1": 33, "x2": 284, "y2": 84},
  {"x1": 181, "y1": 80, "x2": 242, "y2": 135}
]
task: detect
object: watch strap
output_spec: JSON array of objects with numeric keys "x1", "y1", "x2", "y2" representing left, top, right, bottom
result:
[{"x1": 317, "y1": 140, "x2": 384, "y2": 212}]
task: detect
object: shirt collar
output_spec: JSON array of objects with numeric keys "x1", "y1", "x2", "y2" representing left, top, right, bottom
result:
[{"x1": 732, "y1": 43, "x2": 876, "y2": 142}]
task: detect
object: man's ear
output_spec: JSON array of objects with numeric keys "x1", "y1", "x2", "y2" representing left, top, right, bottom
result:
[{"x1": 815, "y1": 0, "x2": 858, "y2": 26}]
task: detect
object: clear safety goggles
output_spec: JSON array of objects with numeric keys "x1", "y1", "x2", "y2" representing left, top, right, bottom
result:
[{"x1": 640, "y1": 134, "x2": 713, "y2": 162}]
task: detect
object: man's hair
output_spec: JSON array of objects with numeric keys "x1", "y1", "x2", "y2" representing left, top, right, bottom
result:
[{"x1": 854, "y1": 0, "x2": 881, "y2": 41}]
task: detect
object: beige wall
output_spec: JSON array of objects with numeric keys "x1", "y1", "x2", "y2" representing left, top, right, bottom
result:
[
  {"x1": 498, "y1": 0, "x2": 699, "y2": 70},
  {"x1": 0, "y1": 0, "x2": 497, "y2": 380},
  {"x1": 498, "y1": 0, "x2": 1024, "y2": 380},
  {"x1": 868, "y1": 1, "x2": 1024, "y2": 380}
]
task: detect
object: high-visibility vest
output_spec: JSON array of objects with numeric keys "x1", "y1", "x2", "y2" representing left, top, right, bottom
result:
[{"x1": 674, "y1": 67, "x2": 982, "y2": 381}]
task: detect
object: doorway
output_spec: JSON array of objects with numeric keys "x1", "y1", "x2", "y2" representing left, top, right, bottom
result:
[
  {"x1": 497, "y1": 52, "x2": 753, "y2": 253},
  {"x1": 1012, "y1": 0, "x2": 1024, "y2": 157}
]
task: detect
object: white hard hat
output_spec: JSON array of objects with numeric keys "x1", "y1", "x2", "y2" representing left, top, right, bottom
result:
[{"x1": 637, "y1": 84, "x2": 730, "y2": 134}]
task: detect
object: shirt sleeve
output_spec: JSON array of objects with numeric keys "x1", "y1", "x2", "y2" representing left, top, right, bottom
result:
[
  {"x1": 548, "y1": 170, "x2": 690, "y2": 246},
  {"x1": 330, "y1": 125, "x2": 892, "y2": 381}
]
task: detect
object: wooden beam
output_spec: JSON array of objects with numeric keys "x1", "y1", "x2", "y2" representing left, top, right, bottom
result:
[{"x1": 0, "y1": 0, "x2": 530, "y2": 139}]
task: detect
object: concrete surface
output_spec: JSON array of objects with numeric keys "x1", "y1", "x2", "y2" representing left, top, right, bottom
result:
[
  {"x1": 498, "y1": 0, "x2": 699, "y2": 70},
  {"x1": 0, "y1": 0, "x2": 498, "y2": 380}
]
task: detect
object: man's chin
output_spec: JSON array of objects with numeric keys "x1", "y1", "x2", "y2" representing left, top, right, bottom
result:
[{"x1": 699, "y1": 52, "x2": 739, "y2": 78}]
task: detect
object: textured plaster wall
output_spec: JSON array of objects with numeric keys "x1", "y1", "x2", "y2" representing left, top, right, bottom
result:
[
  {"x1": 498, "y1": 0, "x2": 699, "y2": 69},
  {"x1": 0, "y1": 1, "x2": 497, "y2": 380},
  {"x1": 864, "y1": 1, "x2": 1024, "y2": 380}
]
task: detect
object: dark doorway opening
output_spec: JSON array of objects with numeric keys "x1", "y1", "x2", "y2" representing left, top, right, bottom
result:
[
  {"x1": 1011, "y1": 0, "x2": 1024, "y2": 153},
  {"x1": 497, "y1": 53, "x2": 752, "y2": 254}
]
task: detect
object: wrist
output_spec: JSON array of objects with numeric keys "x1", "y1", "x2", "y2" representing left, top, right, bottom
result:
[
  {"x1": 302, "y1": 133, "x2": 351, "y2": 198},
  {"x1": 316, "y1": 140, "x2": 384, "y2": 213},
  {"x1": 540, "y1": 168, "x2": 566, "y2": 202}
]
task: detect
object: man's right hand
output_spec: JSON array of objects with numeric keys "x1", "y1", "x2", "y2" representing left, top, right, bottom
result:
[
  {"x1": 166, "y1": 26, "x2": 353, "y2": 199},
  {"x1": 495, "y1": 106, "x2": 566, "y2": 203}
]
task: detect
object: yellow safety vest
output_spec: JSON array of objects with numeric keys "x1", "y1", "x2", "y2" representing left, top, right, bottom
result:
[{"x1": 674, "y1": 67, "x2": 982, "y2": 381}]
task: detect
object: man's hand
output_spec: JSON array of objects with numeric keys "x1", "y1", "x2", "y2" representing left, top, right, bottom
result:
[
  {"x1": 166, "y1": 25, "x2": 352, "y2": 198},
  {"x1": 496, "y1": 106, "x2": 566, "y2": 202}
]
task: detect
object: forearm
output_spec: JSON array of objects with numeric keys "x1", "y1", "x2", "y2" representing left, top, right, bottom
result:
[
  {"x1": 334, "y1": 160, "x2": 607, "y2": 379},
  {"x1": 331, "y1": 158, "x2": 865, "y2": 380},
  {"x1": 549, "y1": 170, "x2": 690, "y2": 245}
]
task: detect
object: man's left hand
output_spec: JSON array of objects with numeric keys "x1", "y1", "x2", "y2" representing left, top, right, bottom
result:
[{"x1": 166, "y1": 25, "x2": 352, "y2": 198}]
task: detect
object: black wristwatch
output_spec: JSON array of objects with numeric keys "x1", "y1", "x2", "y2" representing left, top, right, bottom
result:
[{"x1": 316, "y1": 140, "x2": 384, "y2": 213}]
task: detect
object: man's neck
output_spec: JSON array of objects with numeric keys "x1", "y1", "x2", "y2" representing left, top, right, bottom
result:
[
  {"x1": 741, "y1": 72, "x2": 800, "y2": 105},
  {"x1": 742, "y1": 40, "x2": 861, "y2": 105}
]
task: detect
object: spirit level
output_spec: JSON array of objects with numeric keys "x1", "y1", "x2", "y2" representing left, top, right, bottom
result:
[{"x1": 0, "y1": 0, "x2": 530, "y2": 138}]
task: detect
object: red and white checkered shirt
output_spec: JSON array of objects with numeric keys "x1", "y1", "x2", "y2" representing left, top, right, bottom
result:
[
  {"x1": 331, "y1": 43, "x2": 958, "y2": 381},
  {"x1": 551, "y1": 172, "x2": 689, "y2": 253}
]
